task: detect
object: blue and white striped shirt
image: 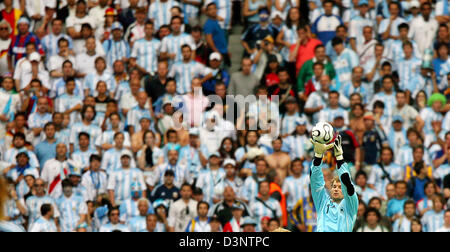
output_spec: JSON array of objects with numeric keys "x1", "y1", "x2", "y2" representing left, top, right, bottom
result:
[
  {"x1": 56, "y1": 195, "x2": 88, "y2": 232},
  {"x1": 41, "y1": 33, "x2": 73, "y2": 60},
  {"x1": 107, "y1": 168, "x2": 147, "y2": 203},
  {"x1": 282, "y1": 175, "x2": 311, "y2": 211},
  {"x1": 333, "y1": 48, "x2": 360, "y2": 84},
  {"x1": 29, "y1": 217, "x2": 57, "y2": 232},
  {"x1": 169, "y1": 60, "x2": 210, "y2": 94},
  {"x1": 126, "y1": 105, "x2": 152, "y2": 132},
  {"x1": 84, "y1": 71, "x2": 114, "y2": 97},
  {"x1": 420, "y1": 107, "x2": 444, "y2": 134},
  {"x1": 250, "y1": 198, "x2": 282, "y2": 231},
  {"x1": 131, "y1": 38, "x2": 161, "y2": 75},
  {"x1": 153, "y1": 163, "x2": 191, "y2": 188},
  {"x1": 370, "y1": 92, "x2": 397, "y2": 118},
  {"x1": 280, "y1": 25, "x2": 298, "y2": 62},
  {"x1": 161, "y1": 33, "x2": 196, "y2": 65},
  {"x1": 196, "y1": 168, "x2": 226, "y2": 205},
  {"x1": 25, "y1": 195, "x2": 60, "y2": 227},
  {"x1": 318, "y1": 107, "x2": 349, "y2": 125},
  {"x1": 103, "y1": 39, "x2": 131, "y2": 68},
  {"x1": 182, "y1": 0, "x2": 202, "y2": 21},
  {"x1": 128, "y1": 215, "x2": 148, "y2": 232},
  {"x1": 51, "y1": 78, "x2": 84, "y2": 99},
  {"x1": 148, "y1": 0, "x2": 180, "y2": 30},
  {"x1": 101, "y1": 148, "x2": 137, "y2": 175},
  {"x1": 69, "y1": 122, "x2": 102, "y2": 152},
  {"x1": 284, "y1": 134, "x2": 311, "y2": 160},
  {"x1": 28, "y1": 112, "x2": 52, "y2": 130},
  {"x1": 422, "y1": 210, "x2": 445, "y2": 232},
  {"x1": 72, "y1": 149, "x2": 98, "y2": 170},
  {"x1": 55, "y1": 94, "x2": 83, "y2": 126},
  {"x1": 397, "y1": 57, "x2": 422, "y2": 90}
]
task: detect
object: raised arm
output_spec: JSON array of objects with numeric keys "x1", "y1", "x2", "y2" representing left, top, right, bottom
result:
[
  {"x1": 309, "y1": 138, "x2": 334, "y2": 211},
  {"x1": 333, "y1": 135, "x2": 358, "y2": 217}
]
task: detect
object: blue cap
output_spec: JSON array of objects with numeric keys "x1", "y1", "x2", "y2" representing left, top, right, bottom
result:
[
  {"x1": 392, "y1": 115, "x2": 404, "y2": 123},
  {"x1": 259, "y1": 9, "x2": 270, "y2": 21},
  {"x1": 111, "y1": 21, "x2": 123, "y2": 31},
  {"x1": 153, "y1": 199, "x2": 169, "y2": 210},
  {"x1": 240, "y1": 217, "x2": 257, "y2": 227},
  {"x1": 139, "y1": 114, "x2": 152, "y2": 122},
  {"x1": 166, "y1": 143, "x2": 181, "y2": 152},
  {"x1": 358, "y1": 0, "x2": 369, "y2": 6},
  {"x1": 295, "y1": 117, "x2": 307, "y2": 126}
]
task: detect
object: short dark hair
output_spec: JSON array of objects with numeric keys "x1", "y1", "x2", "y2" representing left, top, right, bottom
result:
[
  {"x1": 181, "y1": 183, "x2": 192, "y2": 191},
  {"x1": 398, "y1": 23, "x2": 409, "y2": 31},
  {"x1": 197, "y1": 201, "x2": 210, "y2": 211},
  {"x1": 404, "y1": 199, "x2": 416, "y2": 209},
  {"x1": 170, "y1": 16, "x2": 183, "y2": 24},
  {"x1": 62, "y1": 179, "x2": 73, "y2": 189},
  {"x1": 355, "y1": 170, "x2": 367, "y2": 180},
  {"x1": 373, "y1": 100, "x2": 385, "y2": 110},
  {"x1": 13, "y1": 132, "x2": 26, "y2": 141},
  {"x1": 108, "y1": 206, "x2": 120, "y2": 217},
  {"x1": 40, "y1": 204, "x2": 52, "y2": 216},
  {"x1": 58, "y1": 37, "x2": 69, "y2": 47},
  {"x1": 363, "y1": 208, "x2": 381, "y2": 221},
  {"x1": 90, "y1": 154, "x2": 102, "y2": 163},
  {"x1": 43, "y1": 122, "x2": 55, "y2": 131},
  {"x1": 78, "y1": 132, "x2": 90, "y2": 140},
  {"x1": 331, "y1": 37, "x2": 344, "y2": 47}
]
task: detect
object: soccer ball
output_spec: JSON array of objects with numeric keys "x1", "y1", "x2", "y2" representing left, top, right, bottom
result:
[{"x1": 312, "y1": 122, "x2": 336, "y2": 144}]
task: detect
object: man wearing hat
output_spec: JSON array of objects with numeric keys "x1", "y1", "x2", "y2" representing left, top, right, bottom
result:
[
  {"x1": 240, "y1": 216, "x2": 257, "y2": 232},
  {"x1": 214, "y1": 159, "x2": 244, "y2": 202},
  {"x1": 223, "y1": 202, "x2": 245, "y2": 232},
  {"x1": 107, "y1": 149, "x2": 147, "y2": 207},
  {"x1": 103, "y1": 21, "x2": 130, "y2": 69},
  {"x1": 348, "y1": 0, "x2": 375, "y2": 50},
  {"x1": 202, "y1": 52, "x2": 230, "y2": 96},
  {"x1": 179, "y1": 128, "x2": 209, "y2": 181},
  {"x1": 7, "y1": 17, "x2": 44, "y2": 72},
  {"x1": 150, "y1": 169, "x2": 180, "y2": 204},
  {"x1": 241, "y1": 8, "x2": 279, "y2": 57},
  {"x1": 387, "y1": 115, "x2": 408, "y2": 157},
  {"x1": 420, "y1": 93, "x2": 446, "y2": 135},
  {"x1": 196, "y1": 152, "x2": 226, "y2": 205}
]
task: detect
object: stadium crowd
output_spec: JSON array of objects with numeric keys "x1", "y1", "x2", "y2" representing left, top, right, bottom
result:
[{"x1": 0, "y1": 0, "x2": 450, "y2": 233}]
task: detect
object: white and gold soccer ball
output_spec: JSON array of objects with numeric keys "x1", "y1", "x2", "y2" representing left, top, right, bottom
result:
[{"x1": 311, "y1": 122, "x2": 336, "y2": 144}]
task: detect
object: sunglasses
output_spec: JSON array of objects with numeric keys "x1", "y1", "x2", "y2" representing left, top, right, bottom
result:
[
  {"x1": 34, "y1": 184, "x2": 45, "y2": 187},
  {"x1": 0, "y1": 28, "x2": 8, "y2": 31}
]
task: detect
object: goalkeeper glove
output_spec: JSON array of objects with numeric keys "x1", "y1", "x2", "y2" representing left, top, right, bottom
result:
[
  {"x1": 334, "y1": 134, "x2": 344, "y2": 161},
  {"x1": 310, "y1": 139, "x2": 334, "y2": 158}
]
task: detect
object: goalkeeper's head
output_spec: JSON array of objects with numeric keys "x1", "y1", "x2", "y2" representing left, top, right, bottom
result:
[{"x1": 331, "y1": 176, "x2": 344, "y2": 202}]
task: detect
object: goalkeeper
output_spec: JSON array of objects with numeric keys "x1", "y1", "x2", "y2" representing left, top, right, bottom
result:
[{"x1": 309, "y1": 135, "x2": 358, "y2": 232}]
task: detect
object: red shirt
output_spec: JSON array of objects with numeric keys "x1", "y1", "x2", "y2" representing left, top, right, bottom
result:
[
  {"x1": 290, "y1": 38, "x2": 322, "y2": 76},
  {"x1": 1, "y1": 8, "x2": 22, "y2": 38}
]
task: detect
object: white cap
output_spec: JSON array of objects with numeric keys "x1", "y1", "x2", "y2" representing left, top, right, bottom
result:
[
  {"x1": 29, "y1": 52, "x2": 41, "y2": 62},
  {"x1": 120, "y1": 149, "x2": 133, "y2": 158},
  {"x1": 223, "y1": 159, "x2": 236, "y2": 167},
  {"x1": 209, "y1": 52, "x2": 222, "y2": 61},
  {"x1": 410, "y1": 0, "x2": 420, "y2": 8},
  {"x1": 189, "y1": 127, "x2": 200, "y2": 136},
  {"x1": 247, "y1": 148, "x2": 264, "y2": 160},
  {"x1": 271, "y1": 10, "x2": 285, "y2": 21}
]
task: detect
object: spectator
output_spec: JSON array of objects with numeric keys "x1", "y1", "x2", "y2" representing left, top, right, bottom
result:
[
  {"x1": 436, "y1": 209, "x2": 450, "y2": 232},
  {"x1": 29, "y1": 203, "x2": 58, "y2": 232},
  {"x1": 99, "y1": 206, "x2": 130, "y2": 232},
  {"x1": 421, "y1": 194, "x2": 445, "y2": 232},
  {"x1": 392, "y1": 199, "x2": 416, "y2": 232},
  {"x1": 204, "y1": 3, "x2": 229, "y2": 68},
  {"x1": 185, "y1": 201, "x2": 211, "y2": 232},
  {"x1": 356, "y1": 208, "x2": 389, "y2": 232},
  {"x1": 311, "y1": 0, "x2": 343, "y2": 45},
  {"x1": 241, "y1": 8, "x2": 279, "y2": 57},
  {"x1": 227, "y1": 58, "x2": 260, "y2": 97},
  {"x1": 290, "y1": 25, "x2": 322, "y2": 75}
]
